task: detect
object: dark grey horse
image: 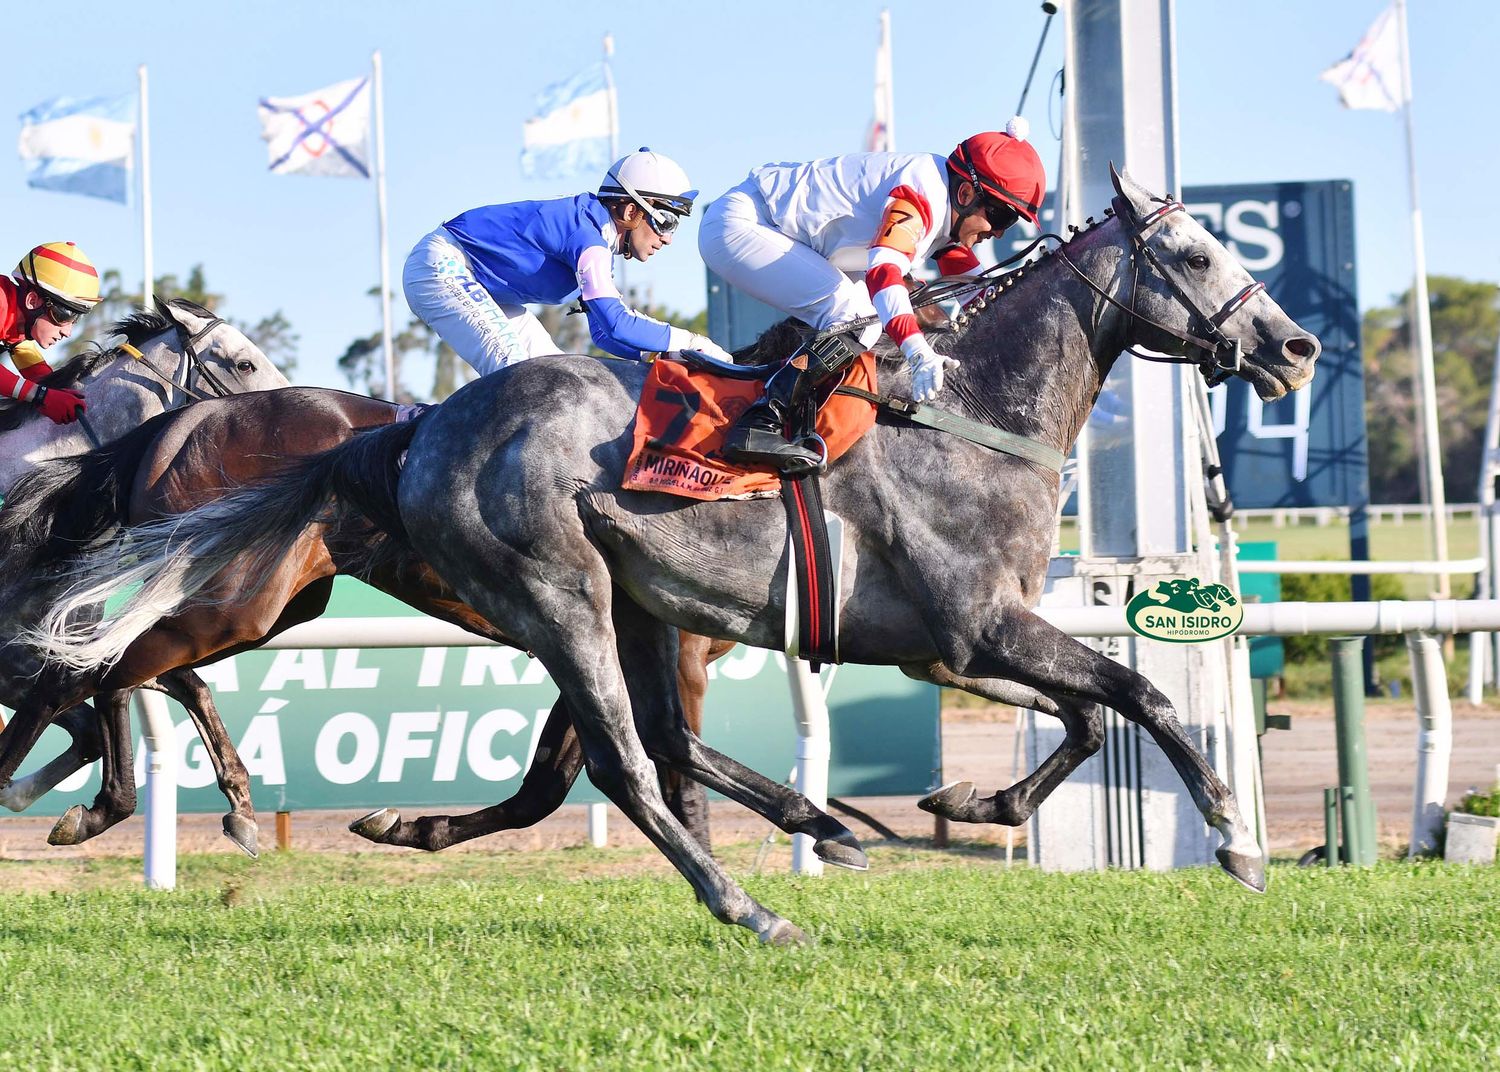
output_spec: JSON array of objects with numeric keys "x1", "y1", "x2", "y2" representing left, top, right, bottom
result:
[{"x1": 28, "y1": 169, "x2": 1319, "y2": 943}]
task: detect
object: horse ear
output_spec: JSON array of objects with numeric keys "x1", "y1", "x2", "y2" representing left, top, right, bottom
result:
[
  {"x1": 1109, "y1": 162, "x2": 1126, "y2": 199},
  {"x1": 1109, "y1": 164, "x2": 1156, "y2": 220}
]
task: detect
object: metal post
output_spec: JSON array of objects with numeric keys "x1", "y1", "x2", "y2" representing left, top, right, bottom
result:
[
  {"x1": 1330, "y1": 637, "x2": 1378, "y2": 865},
  {"x1": 137, "y1": 65, "x2": 153, "y2": 309},
  {"x1": 587, "y1": 802, "x2": 608, "y2": 848},
  {"x1": 1323, "y1": 787, "x2": 1339, "y2": 867},
  {"x1": 1406, "y1": 630, "x2": 1452, "y2": 855},
  {"x1": 136, "y1": 690, "x2": 176, "y2": 890},
  {"x1": 788, "y1": 661, "x2": 832, "y2": 876}
]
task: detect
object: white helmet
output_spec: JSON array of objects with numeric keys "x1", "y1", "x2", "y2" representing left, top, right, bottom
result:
[{"x1": 599, "y1": 147, "x2": 697, "y2": 232}]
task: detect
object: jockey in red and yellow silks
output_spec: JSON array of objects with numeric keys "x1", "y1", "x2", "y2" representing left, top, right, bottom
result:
[
  {"x1": 698, "y1": 120, "x2": 1046, "y2": 472},
  {"x1": 1, "y1": 241, "x2": 102, "y2": 425}
]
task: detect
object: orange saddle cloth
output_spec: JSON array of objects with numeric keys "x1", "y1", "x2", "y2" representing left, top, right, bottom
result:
[{"x1": 622, "y1": 352, "x2": 879, "y2": 501}]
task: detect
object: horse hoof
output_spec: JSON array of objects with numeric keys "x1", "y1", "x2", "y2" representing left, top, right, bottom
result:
[
  {"x1": 815, "y1": 830, "x2": 869, "y2": 871},
  {"x1": 48, "y1": 805, "x2": 86, "y2": 846},
  {"x1": 350, "y1": 808, "x2": 400, "y2": 843},
  {"x1": 919, "y1": 780, "x2": 977, "y2": 821},
  {"x1": 223, "y1": 814, "x2": 260, "y2": 859},
  {"x1": 761, "y1": 919, "x2": 811, "y2": 947},
  {"x1": 1217, "y1": 846, "x2": 1267, "y2": 893}
]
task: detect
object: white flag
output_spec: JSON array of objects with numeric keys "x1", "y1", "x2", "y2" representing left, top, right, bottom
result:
[
  {"x1": 1320, "y1": 5, "x2": 1406, "y2": 112},
  {"x1": 17, "y1": 93, "x2": 135, "y2": 203},
  {"x1": 866, "y1": 11, "x2": 895, "y2": 151},
  {"x1": 520, "y1": 63, "x2": 616, "y2": 179},
  {"x1": 258, "y1": 76, "x2": 371, "y2": 177}
]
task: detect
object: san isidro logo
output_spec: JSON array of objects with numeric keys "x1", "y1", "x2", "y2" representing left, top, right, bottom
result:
[{"x1": 1126, "y1": 577, "x2": 1243, "y2": 643}]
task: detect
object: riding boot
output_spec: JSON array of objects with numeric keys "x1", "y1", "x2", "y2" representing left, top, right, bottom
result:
[{"x1": 720, "y1": 362, "x2": 823, "y2": 473}]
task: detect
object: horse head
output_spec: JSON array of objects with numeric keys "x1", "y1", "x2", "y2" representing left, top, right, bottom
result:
[
  {"x1": 1108, "y1": 165, "x2": 1320, "y2": 401},
  {"x1": 154, "y1": 298, "x2": 291, "y2": 395}
]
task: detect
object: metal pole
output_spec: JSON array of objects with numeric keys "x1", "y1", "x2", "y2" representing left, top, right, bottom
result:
[
  {"x1": 1323, "y1": 787, "x2": 1339, "y2": 867},
  {"x1": 1406, "y1": 630, "x2": 1452, "y2": 855},
  {"x1": 371, "y1": 51, "x2": 396, "y2": 400},
  {"x1": 788, "y1": 661, "x2": 832, "y2": 876},
  {"x1": 1330, "y1": 637, "x2": 1378, "y2": 865},
  {"x1": 136, "y1": 690, "x2": 176, "y2": 890},
  {"x1": 587, "y1": 802, "x2": 608, "y2": 848},
  {"x1": 1396, "y1": 0, "x2": 1449, "y2": 599},
  {"x1": 1470, "y1": 332, "x2": 1500, "y2": 699},
  {"x1": 137, "y1": 65, "x2": 153, "y2": 309}
]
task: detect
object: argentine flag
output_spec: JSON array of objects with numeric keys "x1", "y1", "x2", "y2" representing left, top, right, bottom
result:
[
  {"x1": 520, "y1": 63, "x2": 616, "y2": 180},
  {"x1": 18, "y1": 94, "x2": 135, "y2": 204}
]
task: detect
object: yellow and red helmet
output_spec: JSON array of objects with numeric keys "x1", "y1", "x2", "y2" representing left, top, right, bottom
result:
[
  {"x1": 14, "y1": 242, "x2": 102, "y2": 313},
  {"x1": 946, "y1": 120, "x2": 1047, "y2": 226}
]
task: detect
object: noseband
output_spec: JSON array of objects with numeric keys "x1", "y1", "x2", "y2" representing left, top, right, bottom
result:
[{"x1": 1055, "y1": 198, "x2": 1264, "y2": 386}]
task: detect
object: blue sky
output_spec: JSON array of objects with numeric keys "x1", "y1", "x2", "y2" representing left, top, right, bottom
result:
[{"x1": 3, "y1": 1, "x2": 1495, "y2": 391}]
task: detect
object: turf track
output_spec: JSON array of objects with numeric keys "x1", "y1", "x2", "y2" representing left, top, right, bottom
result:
[{"x1": 1, "y1": 847, "x2": 1495, "y2": 1070}]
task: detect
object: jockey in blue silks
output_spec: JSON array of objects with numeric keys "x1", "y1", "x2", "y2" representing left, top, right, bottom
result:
[{"x1": 403, "y1": 148, "x2": 732, "y2": 376}]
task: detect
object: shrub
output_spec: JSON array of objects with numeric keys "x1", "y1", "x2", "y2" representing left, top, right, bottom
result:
[
  {"x1": 1280, "y1": 570, "x2": 1406, "y2": 664},
  {"x1": 1455, "y1": 784, "x2": 1500, "y2": 818}
]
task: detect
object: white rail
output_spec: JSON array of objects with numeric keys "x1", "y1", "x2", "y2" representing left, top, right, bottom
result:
[{"x1": 1236, "y1": 558, "x2": 1485, "y2": 576}]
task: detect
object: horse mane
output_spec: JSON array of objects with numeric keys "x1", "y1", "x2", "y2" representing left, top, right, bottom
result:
[{"x1": 0, "y1": 301, "x2": 198, "y2": 431}]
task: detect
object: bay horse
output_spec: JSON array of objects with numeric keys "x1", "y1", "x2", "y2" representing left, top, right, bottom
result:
[
  {"x1": 25, "y1": 169, "x2": 1320, "y2": 943},
  {"x1": 0, "y1": 388, "x2": 780, "y2": 858}
]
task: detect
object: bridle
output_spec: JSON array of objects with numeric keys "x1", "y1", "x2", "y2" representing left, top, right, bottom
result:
[
  {"x1": 118, "y1": 314, "x2": 238, "y2": 405},
  {"x1": 1053, "y1": 197, "x2": 1264, "y2": 386}
]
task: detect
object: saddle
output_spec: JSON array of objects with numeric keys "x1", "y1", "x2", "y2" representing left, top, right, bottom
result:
[{"x1": 622, "y1": 351, "x2": 879, "y2": 501}]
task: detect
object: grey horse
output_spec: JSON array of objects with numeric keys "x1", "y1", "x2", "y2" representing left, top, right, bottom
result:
[
  {"x1": 0, "y1": 299, "x2": 288, "y2": 852},
  {"x1": 25, "y1": 169, "x2": 1319, "y2": 943}
]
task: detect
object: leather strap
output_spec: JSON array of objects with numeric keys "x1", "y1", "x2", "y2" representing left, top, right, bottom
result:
[{"x1": 834, "y1": 385, "x2": 1065, "y2": 473}]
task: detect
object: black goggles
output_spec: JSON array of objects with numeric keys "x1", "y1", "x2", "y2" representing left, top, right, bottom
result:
[
  {"x1": 980, "y1": 197, "x2": 1021, "y2": 233},
  {"x1": 44, "y1": 299, "x2": 89, "y2": 324}
]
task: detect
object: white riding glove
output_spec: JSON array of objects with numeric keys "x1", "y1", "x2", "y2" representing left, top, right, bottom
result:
[
  {"x1": 901, "y1": 336, "x2": 959, "y2": 403},
  {"x1": 666, "y1": 328, "x2": 734, "y2": 363}
]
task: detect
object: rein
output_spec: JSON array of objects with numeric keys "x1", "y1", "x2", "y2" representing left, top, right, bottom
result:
[{"x1": 117, "y1": 315, "x2": 236, "y2": 405}]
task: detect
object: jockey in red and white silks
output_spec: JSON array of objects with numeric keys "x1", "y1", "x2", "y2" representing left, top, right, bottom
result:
[{"x1": 699, "y1": 120, "x2": 1046, "y2": 472}]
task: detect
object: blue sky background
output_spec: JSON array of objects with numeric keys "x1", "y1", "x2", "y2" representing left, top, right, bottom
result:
[{"x1": 3, "y1": 1, "x2": 1495, "y2": 391}]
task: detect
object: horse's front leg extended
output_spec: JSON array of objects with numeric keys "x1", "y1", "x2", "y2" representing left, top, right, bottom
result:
[
  {"x1": 955, "y1": 607, "x2": 1264, "y2": 892},
  {"x1": 902, "y1": 661, "x2": 1102, "y2": 827},
  {"x1": 349, "y1": 697, "x2": 586, "y2": 850}
]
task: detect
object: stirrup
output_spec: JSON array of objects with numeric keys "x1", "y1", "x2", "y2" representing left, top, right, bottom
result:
[{"x1": 722, "y1": 426, "x2": 823, "y2": 474}]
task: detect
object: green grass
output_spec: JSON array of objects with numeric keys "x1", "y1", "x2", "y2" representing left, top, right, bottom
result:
[{"x1": 1, "y1": 848, "x2": 1497, "y2": 1070}]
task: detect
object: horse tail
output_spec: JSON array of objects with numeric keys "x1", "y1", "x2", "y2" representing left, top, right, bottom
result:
[
  {"x1": 26, "y1": 414, "x2": 425, "y2": 673},
  {"x1": 0, "y1": 411, "x2": 177, "y2": 593}
]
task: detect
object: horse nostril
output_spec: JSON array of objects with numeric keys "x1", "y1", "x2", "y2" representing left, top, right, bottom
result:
[{"x1": 1284, "y1": 336, "x2": 1319, "y2": 360}]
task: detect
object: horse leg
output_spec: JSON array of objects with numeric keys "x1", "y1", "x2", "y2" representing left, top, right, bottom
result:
[
  {"x1": 0, "y1": 702, "x2": 105, "y2": 812},
  {"x1": 902, "y1": 661, "x2": 1103, "y2": 826},
  {"x1": 961, "y1": 608, "x2": 1263, "y2": 891},
  {"x1": 666, "y1": 631, "x2": 718, "y2": 853},
  {"x1": 157, "y1": 668, "x2": 259, "y2": 858},
  {"x1": 350, "y1": 696, "x2": 585, "y2": 850},
  {"x1": 48, "y1": 690, "x2": 137, "y2": 846}
]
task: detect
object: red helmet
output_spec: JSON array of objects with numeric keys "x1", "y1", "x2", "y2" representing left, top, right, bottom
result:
[{"x1": 946, "y1": 125, "x2": 1047, "y2": 225}]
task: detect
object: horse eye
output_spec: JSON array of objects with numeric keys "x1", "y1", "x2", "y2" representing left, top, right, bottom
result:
[
  {"x1": 236, "y1": 360, "x2": 255, "y2": 373},
  {"x1": 1187, "y1": 253, "x2": 1211, "y2": 271}
]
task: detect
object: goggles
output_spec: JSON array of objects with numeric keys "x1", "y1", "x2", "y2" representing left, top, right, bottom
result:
[
  {"x1": 43, "y1": 298, "x2": 89, "y2": 325},
  {"x1": 980, "y1": 198, "x2": 1020, "y2": 233},
  {"x1": 644, "y1": 208, "x2": 682, "y2": 237}
]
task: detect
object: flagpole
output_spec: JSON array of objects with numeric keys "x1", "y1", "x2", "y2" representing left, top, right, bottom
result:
[
  {"x1": 138, "y1": 65, "x2": 153, "y2": 310},
  {"x1": 372, "y1": 50, "x2": 395, "y2": 400},
  {"x1": 879, "y1": 10, "x2": 894, "y2": 150},
  {"x1": 1396, "y1": 0, "x2": 1449, "y2": 596},
  {"x1": 603, "y1": 33, "x2": 624, "y2": 296}
]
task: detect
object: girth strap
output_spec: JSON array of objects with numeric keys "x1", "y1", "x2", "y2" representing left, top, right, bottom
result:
[{"x1": 833, "y1": 385, "x2": 1065, "y2": 473}]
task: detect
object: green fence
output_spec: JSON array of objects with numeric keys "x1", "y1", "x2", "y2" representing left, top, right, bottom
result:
[{"x1": 4, "y1": 579, "x2": 941, "y2": 816}]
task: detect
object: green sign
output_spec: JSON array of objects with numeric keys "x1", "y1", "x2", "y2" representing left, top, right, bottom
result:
[
  {"x1": 5, "y1": 579, "x2": 940, "y2": 817},
  {"x1": 1125, "y1": 577, "x2": 1244, "y2": 643}
]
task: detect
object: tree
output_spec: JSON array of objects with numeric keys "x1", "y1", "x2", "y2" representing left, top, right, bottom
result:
[
  {"x1": 1362, "y1": 275, "x2": 1499, "y2": 503},
  {"x1": 58, "y1": 264, "x2": 299, "y2": 376}
]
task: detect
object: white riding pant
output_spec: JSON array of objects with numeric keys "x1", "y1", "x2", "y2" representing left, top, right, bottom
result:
[
  {"x1": 697, "y1": 179, "x2": 881, "y2": 347},
  {"x1": 402, "y1": 226, "x2": 561, "y2": 377}
]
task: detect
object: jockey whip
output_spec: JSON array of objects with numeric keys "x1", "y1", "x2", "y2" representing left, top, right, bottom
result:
[{"x1": 1015, "y1": 2, "x2": 1059, "y2": 117}]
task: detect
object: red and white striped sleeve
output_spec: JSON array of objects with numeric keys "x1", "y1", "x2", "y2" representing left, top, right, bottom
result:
[{"x1": 865, "y1": 184, "x2": 933, "y2": 352}]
